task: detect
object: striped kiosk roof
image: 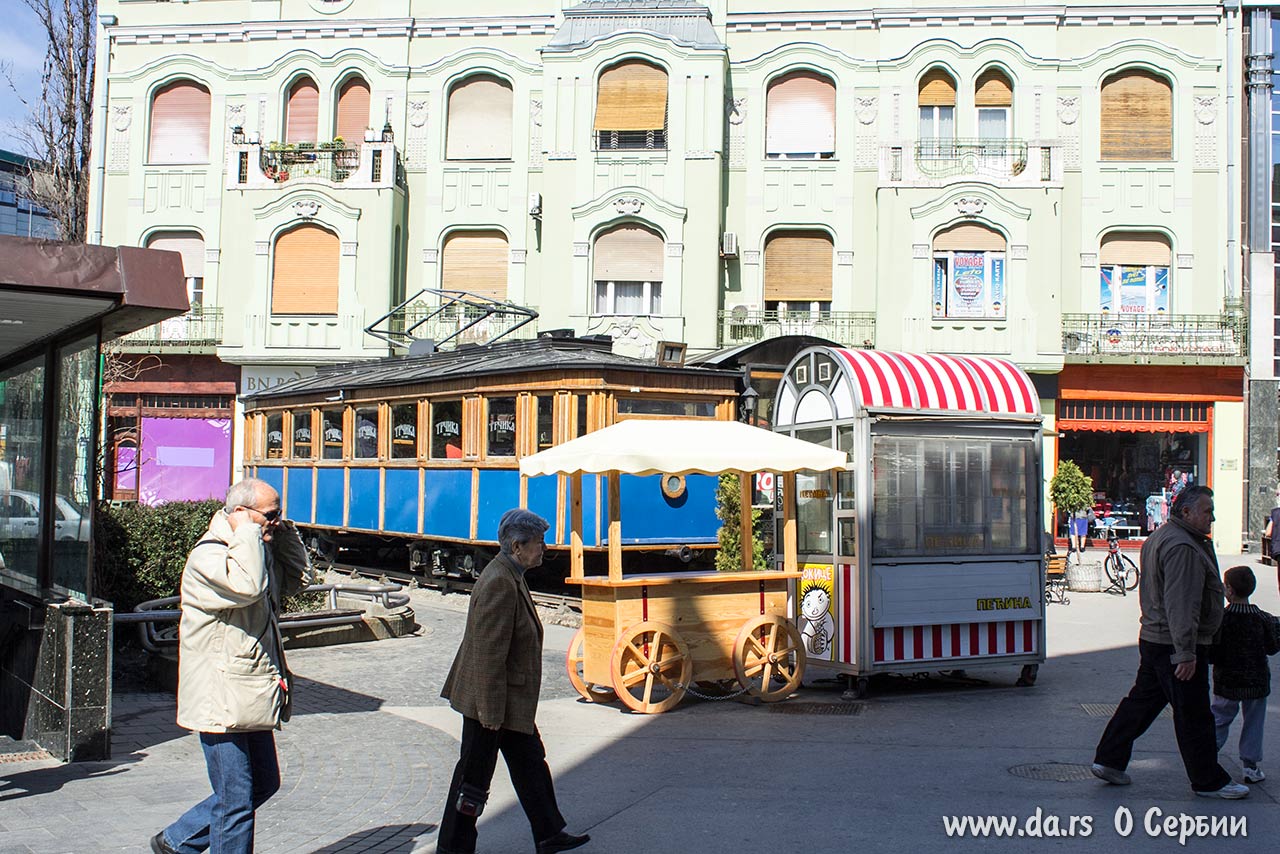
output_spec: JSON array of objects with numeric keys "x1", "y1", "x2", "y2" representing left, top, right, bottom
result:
[{"x1": 833, "y1": 349, "x2": 1040, "y2": 415}]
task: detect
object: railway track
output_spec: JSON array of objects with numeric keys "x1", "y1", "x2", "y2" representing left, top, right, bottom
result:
[{"x1": 315, "y1": 559, "x2": 582, "y2": 612}]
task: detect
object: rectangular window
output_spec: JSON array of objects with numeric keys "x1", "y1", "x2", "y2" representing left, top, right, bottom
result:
[
  {"x1": 1099, "y1": 265, "x2": 1170, "y2": 314},
  {"x1": 536, "y1": 396, "x2": 554, "y2": 450},
  {"x1": 0, "y1": 355, "x2": 46, "y2": 596},
  {"x1": 321, "y1": 408, "x2": 344, "y2": 460},
  {"x1": 431, "y1": 400, "x2": 463, "y2": 459},
  {"x1": 594, "y1": 280, "x2": 661, "y2": 315},
  {"x1": 292, "y1": 410, "x2": 312, "y2": 459},
  {"x1": 931, "y1": 251, "x2": 1007, "y2": 319},
  {"x1": 577, "y1": 395, "x2": 589, "y2": 438},
  {"x1": 617, "y1": 399, "x2": 717, "y2": 418},
  {"x1": 487, "y1": 397, "x2": 516, "y2": 457},
  {"x1": 391, "y1": 403, "x2": 417, "y2": 459},
  {"x1": 354, "y1": 407, "x2": 379, "y2": 459},
  {"x1": 977, "y1": 107, "x2": 1009, "y2": 139},
  {"x1": 918, "y1": 105, "x2": 955, "y2": 140},
  {"x1": 51, "y1": 336, "x2": 97, "y2": 599},
  {"x1": 794, "y1": 427, "x2": 833, "y2": 555},
  {"x1": 266, "y1": 413, "x2": 284, "y2": 459}
]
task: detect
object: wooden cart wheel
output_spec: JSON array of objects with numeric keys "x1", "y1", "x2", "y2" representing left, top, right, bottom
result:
[
  {"x1": 733, "y1": 614, "x2": 807, "y2": 702},
  {"x1": 610, "y1": 621, "x2": 692, "y2": 714},
  {"x1": 565, "y1": 628, "x2": 616, "y2": 703}
]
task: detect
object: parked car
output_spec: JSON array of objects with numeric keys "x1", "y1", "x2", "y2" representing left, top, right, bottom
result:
[{"x1": 0, "y1": 490, "x2": 90, "y2": 542}]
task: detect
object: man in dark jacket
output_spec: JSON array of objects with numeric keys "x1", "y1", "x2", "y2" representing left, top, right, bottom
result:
[{"x1": 1091, "y1": 485, "x2": 1248, "y2": 798}]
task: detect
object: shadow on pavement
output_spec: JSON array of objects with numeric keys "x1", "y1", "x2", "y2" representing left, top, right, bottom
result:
[
  {"x1": 0, "y1": 756, "x2": 139, "y2": 801},
  {"x1": 306, "y1": 822, "x2": 437, "y2": 853}
]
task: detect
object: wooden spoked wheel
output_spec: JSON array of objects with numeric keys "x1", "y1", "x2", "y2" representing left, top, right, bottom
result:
[
  {"x1": 565, "y1": 628, "x2": 616, "y2": 704},
  {"x1": 610, "y1": 621, "x2": 692, "y2": 714},
  {"x1": 733, "y1": 615, "x2": 807, "y2": 702}
]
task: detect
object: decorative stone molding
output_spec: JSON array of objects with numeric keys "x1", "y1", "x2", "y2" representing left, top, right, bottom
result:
[
  {"x1": 954, "y1": 197, "x2": 987, "y2": 216},
  {"x1": 855, "y1": 96, "x2": 877, "y2": 125},
  {"x1": 727, "y1": 97, "x2": 746, "y2": 126},
  {"x1": 837, "y1": 251, "x2": 854, "y2": 265},
  {"x1": 742, "y1": 250, "x2": 760, "y2": 265},
  {"x1": 1194, "y1": 95, "x2": 1216, "y2": 124},
  {"x1": 408, "y1": 99, "x2": 428, "y2": 128},
  {"x1": 1056, "y1": 96, "x2": 1079, "y2": 126},
  {"x1": 511, "y1": 249, "x2": 527, "y2": 264},
  {"x1": 293, "y1": 200, "x2": 321, "y2": 219},
  {"x1": 112, "y1": 105, "x2": 132, "y2": 132},
  {"x1": 108, "y1": 104, "x2": 132, "y2": 172},
  {"x1": 405, "y1": 98, "x2": 429, "y2": 167},
  {"x1": 548, "y1": 151, "x2": 576, "y2": 160},
  {"x1": 341, "y1": 241, "x2": 357, "y2": 256},
  {"x1": 423, "y1": 249, "x2": 439, "y2": 264},
  {"x1": 912, "y1": 244, "x2": 929, "y2": 259},
  {"x1": 573, "y1": 242, "x2": 589, "y2": 257},
  {"x1": 666, "y1": 242, "x2": 683, "y2": 258},
  {"x1": 1177, "y1": 253, "x2": 1194, "y2": 268},
  {"x1": 728, "y1": 95, "x2": 746, "y2": 168},
  {"x1": 206, "y1": 249, "x2": 221, "y2": 264},
  {"x1": 226, "y1": 102, "x2": 245, "y2": 130},
  {"x1": 529, "y1": 97, "x2": 544, "y2": 167},
  {"x1": 1080, "y1": 252, "x2": 1097, "y2": 268},
  {"x1": 255, "y1": 241, "x2": 269, "y2": 256},
  {"x1": 1011, "y1": 244, "x2": 1028, "y2": 260}
]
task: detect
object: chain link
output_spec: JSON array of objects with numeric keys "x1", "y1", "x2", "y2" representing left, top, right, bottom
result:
[{"x1": 677, "y1": 681, "x2": 752, "y2": 701}]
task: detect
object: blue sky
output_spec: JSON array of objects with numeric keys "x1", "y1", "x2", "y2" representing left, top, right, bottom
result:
[{"x1": 0, "y1": 6, "x2": 50, "y2": 153}]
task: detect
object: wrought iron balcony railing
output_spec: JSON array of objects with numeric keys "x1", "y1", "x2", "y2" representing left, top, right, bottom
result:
[
  {"x1": 1061, "y1": 312, "x2": 1247, "y2": 364},
  {"x1": 915, "y1": 138, "x2": 1029, "y2": 179},
  {"x1": 597, "y1": 129, "x2": 667, "y2": 151},
  {"x1": 111, "y1": 307, "x2": 224, "y2": 352},
  {"x1": 259, "y1": 146, "x2": 361, "y2": 183},
  {"x1": 717, "y1": 309, "x2": 876, "y2": 349}
]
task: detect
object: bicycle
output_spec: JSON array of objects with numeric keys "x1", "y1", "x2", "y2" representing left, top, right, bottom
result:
[{"x1": 1102, "y1": 528, "x2": 1140, "y2": 594}]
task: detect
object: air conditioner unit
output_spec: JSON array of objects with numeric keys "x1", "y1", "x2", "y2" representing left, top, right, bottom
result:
[
  {"x1": 729, "y1": 304, "x2": 750, "y2": 323},
  {"x1": 721, "y1": 232, "x2": 739, "y2": 258}
]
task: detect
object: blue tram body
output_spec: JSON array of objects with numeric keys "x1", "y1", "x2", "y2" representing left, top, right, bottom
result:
[{"x1": 242, "y1": 337, "x2": 740, "y2": 577}]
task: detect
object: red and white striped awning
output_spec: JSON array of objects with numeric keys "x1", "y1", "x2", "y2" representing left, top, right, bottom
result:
[{"x1": 834, "y1": 349, "x2": 1040, "y2": 415}]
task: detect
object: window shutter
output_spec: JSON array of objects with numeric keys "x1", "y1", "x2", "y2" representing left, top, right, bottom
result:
[
  {"x1": 149, "y1": 81, "x2": 211, "y2": 164},
  {"x1": 146, "y1": 232, "x2": 205, "y2": 278},
  {"x1": 272, "y1": 224, "x2": 339, "y2": 314},
  {"x1": 335, "y1": 76, "x2": 370, "y2": 144},
  {"x1": 594, "y1": 61, "x2": 668, "y2": 132},
  {"x1": 1100, "y1": 232, "x2": 1171, "y2": 266},
  {"x1": 593, "y1": 225, "x2": 664, "y2": 281},
  {"x1": 933, "y1": 223, "x2": 1006, "y2": 252},
  {"x1": 1101, "y1": 70, "x2": 1172, "y2": 160},
  {"x1": 286, "y1": 77, "x2": 320, "y2": 144},
  {"x1": 918, "y1": 69, "x2": 957, "y2": 107},
  {"x1": 446, "y1": 75, "x2": 514, "y2": 160},
  {"x1": 442, "y1": 231, "x2": 509, "y2": 300},
  {"x1": 764, "y1": 232, "x2": 833, "y2": 301},
  {"x1": 975, "y1": 69, "x2": 1013, "y2": 107},
  {"x1": 766, "y1": 71, "x2": 837, "y2": 155}
]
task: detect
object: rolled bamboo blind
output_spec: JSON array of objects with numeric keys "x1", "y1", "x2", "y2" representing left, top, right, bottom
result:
[
  {"x1": 442, "y1": 231, "x2": 509, "y2": 299},
  {"x1": 918, "y1": 68, "x2": 957, "y2": 107},
  {"x1": 764, "y1": 231, "x2": 833, "y2": 301},
  {"x1": 286, "y1": 77, "x2": 320, "y2": 144},
  {"x1": 593, "y1": 224, "x2": 664, "y2": 281},
  {"x1": 149, "y1": 80, "x2": 211, "y2": 164},
  {"x1": 1101, "y1": 70, "x2": 1172, "y2": 160},
  {"x1": 1100, "y1": 232, "x2": 1171, "y2": 266},
  {"x1": 335, "y1": 76, "x2": 370, "y2": 144},
  {"x1": 446, "y1": 75, "x2": 514, "y2": 160},
  {"x1": 272, "y1": 224, "x2": 339, "y2": 314},
  {"x1": 766, "y1": 71, "x2": 837, "y2": 155},
  {"x1": 933, "y1": 223, "x2": 1007, "y2": 252},
  {"x1": 975, "y1": 69, "x2": 1013, "y2": 107},
  {"x1": 594, "y1": 60, "x2": 668, "y2": 132}
]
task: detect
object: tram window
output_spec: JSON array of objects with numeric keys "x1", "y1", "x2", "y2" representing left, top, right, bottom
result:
[
  {"x1": 292, "y1": 411, "x2": 312, "y2": 459},
  {"x1": 321, "y1": 408, "x2": 344, "y2": 460},
  {"x1": 431, "y1": 400, "x2": 463, "y2": 459},
  {"x1": 577, "y1": 395, "x2": 589, "y2": 437},
  {"x1": 266, "y1": 413, "x2": 284, "y2": 459},
  {"x1": 487, "y1": 397, "x2": 517, "y2": 457},
  {"x1": 617, "y1": 398, "x2": 716, "y2": 418},
  {"x1": 354, "y1": 407, "x2": 378, "y2": 459},
  {"x1": 536, "y1": 396, "x2": 554, "y2": 450},
  {"x1": 391, "y1": 403, "x2": 417, "y2": 459}
]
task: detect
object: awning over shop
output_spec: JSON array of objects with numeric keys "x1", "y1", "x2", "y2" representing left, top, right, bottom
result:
[{"x1": 1057, "y1": 399, "x2": 1211, "y2": 433}]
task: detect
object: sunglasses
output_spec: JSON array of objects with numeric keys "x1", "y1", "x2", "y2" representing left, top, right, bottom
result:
[{"x1": 255, "y1": 508, "x2": 281, "y2": 523}]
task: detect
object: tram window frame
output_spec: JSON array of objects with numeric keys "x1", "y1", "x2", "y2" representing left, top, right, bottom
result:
[
  {"x1": 616, "y1": 398, "x2": 717, "y2": 419},
  {"x1": 430, "y1": 399, "x2": 464, "y2": 460},
  {"x1": 266, "y1": 412, "x2": 285, "y2": 459},
  {"x1": 486, "y1": 396, "x2": 517, "y2": 458},
  {"x1": 391, "y1": 402, "x2": 418, "y2": 460},
  {"x1": 353, "y1": 406, "x2": 379, "y2": 459},
  {"x1": 536, "y1": 395, "x2": 555, "y2": 450},
  {"x1": 292, "y1": 409, "x2": 314, "y2": 460},
  {"x1": 576, "y1": 394, "x2": 590, "y2": 437},
  {"x1": 321, "y1": 407, "x2": 345, "y2": 460}
]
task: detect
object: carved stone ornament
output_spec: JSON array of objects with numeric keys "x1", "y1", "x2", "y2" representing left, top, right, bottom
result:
[
  {"x1": 954, "y1": 197, "x2": 987, "y2": 216},
  {"x1": 226, "y1": 103, "x2": 246, "y2": 128},
  {"x1": 1057, "y1": 96, "x2": 1079, "y2": 126},
  {"x1": 727, "y1": 97, "x2": 746, "y2": 126},
  {"x1": 530, "y1": 100, "x2": 543, "y2": 128},
  {"x1": 408, "y1": 100, "x2": 428, "y2": 128},
  {"x1": 293, "y1": 200, "x2": 321, "y2": 219},
  {"x1": 1194, "y1": 96, "x2": 1217, "y2": 125},
  {"x1": 614, "y1": 197, "x2": 643, "y2": 215},
  {"x1": 855, "y1": 96, "x2": 878, "y2": 125},
  {"x1": 112, "y1": 105, "x2": 132, "y2": 132}
]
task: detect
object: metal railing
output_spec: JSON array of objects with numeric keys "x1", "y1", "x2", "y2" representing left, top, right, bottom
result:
[
  {"x1": 1061, "y1": 312, "x2": 1247, "y2": 363},
  {"x1": 369, "y1": 291, "x2": 539, "y2": 352},
  {"x1": 111, "y1": 307, "x2": 224, "y2": 351},
  {"x1": 717, "y1": 309, "x2": 876, "y2": 348},
  {"x1": 260, "y1": 146, "x2": 362, "y2": 183},
  {"x1": 597, "y1": 129, "x2": 667, "y2": 151},
  {"x1": 915, "y1": 138, "x2": 1029, "y2": 179}
]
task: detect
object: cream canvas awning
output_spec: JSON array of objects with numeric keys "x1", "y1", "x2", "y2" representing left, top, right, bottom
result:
[{"x1": 518, "y1": 419, "x2": 846, "y2": 477}]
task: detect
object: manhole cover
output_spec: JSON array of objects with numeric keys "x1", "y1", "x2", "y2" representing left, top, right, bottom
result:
[
  {"x1": 769, "y1": 702, "x2": 864, "y2": 716},
  {"x1": 1081, "y1": 703, "x2": 1171, "y2": 720},
  {"x1": 1009, "y1": 762, "x2": 1096, "y2": 782}
]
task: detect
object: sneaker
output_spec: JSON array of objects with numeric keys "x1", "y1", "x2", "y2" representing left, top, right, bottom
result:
[
  {"x1": 150, "y1": 834, "x2": 177, "y2": 854},
  {"x1": 1195, "y1": 782, "x2": 1250, "y2": 799},
  {"x1": 1091, "y1": 763, "x2": 1131, "y2": 786},
  {"x1": 1244, "y1": 765, "x2": 1266, "y2": 783}
]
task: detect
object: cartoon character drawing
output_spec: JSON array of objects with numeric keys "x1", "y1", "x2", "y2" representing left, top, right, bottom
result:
[{"x1": 799, "y1": 583, "x2": 835, "y2": 656}]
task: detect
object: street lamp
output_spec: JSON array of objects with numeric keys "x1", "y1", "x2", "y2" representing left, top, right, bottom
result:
[{"x1": 739, "y1": 384, "x2": 759, "y2": 424}]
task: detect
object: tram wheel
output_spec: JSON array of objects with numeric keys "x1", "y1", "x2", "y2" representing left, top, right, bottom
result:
[
  {"x1": 610, "y1": 621, "x2": 691, "y2": 714},
  {"x1": 565, "y1": 628, "x2": 617, "y2": 704},
  {"x1": 732, "y1": 614, "x2": 806, "y2": 702}
]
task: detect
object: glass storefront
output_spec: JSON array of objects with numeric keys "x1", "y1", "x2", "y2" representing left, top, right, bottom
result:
[
  {"x1": 0, "y1": 355, "x2": 46, "y2": 595},
  {"x1": 52, "y1": 337, "x2": 97, "y2": 599}
]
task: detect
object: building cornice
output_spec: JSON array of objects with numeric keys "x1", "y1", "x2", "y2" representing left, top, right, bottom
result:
[
  {"x1": 106, "y1": 15, "x2": 558, "y2": 46},
  {"x1": 725, "y1": 5, "x2": 1220, "y2": 32}
]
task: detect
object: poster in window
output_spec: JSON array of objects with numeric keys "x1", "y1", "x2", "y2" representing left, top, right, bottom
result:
[
  {"x1": 1153, "y1": 266, "x2": 1169, "y2": 313},
  {"x1": 797, "y1": 563, "x2": 837, "y2": 661},
  {"x1": 1120, "y1": 266, "x2": 1149, "y2": 313},
  {"x1": 989, "y1": 255, "x2": 1006, "y2": 318},
  {"x1": 1100, "y1": 266, "x2": 1114, "y2": 313},
  {"x1": 947, "y1": 252, "x2": 987, "y2": 318},
  {"x1": 932, "y1": 257, "x2": 947, "y2": 317}
]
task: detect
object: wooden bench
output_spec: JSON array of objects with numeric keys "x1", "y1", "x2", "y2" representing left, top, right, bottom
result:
[{"x1": 1045, "y1": 554, "x2": 1070, "y2": 605}]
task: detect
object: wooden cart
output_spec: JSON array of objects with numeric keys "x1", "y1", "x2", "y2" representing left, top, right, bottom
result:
[{"x1": 518, "y1": 419, "x2": 846, "y2": 714}]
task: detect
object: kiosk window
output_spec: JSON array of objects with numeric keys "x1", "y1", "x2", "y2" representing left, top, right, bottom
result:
[
  {"x1": 354, "y1": 407, "x2": 378, "y2": 459},
  {"x1": 321, "y1": 409, "x2": 344, "y2": 460},
  {"x1": 795, "y1": 426, "x2": 833, "y2": 554},
  {"x1": 487, "y1": 397, "x2": 516, "y2": 457},
  {"x1": 431, "y1": 400, "x2": 463, "y2": 459},
  {"x1": 292, "y1": 411, "x2": 312, "y2": 458},
  {"x1": 617, "y1": 399, "x2": 716, "y2": 418},
  {"x1": 391, "y1": 404, "x2": 417, "y2": 459},
  {"x1": 266, "y1": 413, "x2": 284, "y2": 459},
  {"x1": 536, "y1": 396, "x2": 554, "y2": 450}
]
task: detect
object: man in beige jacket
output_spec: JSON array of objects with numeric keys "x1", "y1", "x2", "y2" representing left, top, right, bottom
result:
[{"x1": 152, "y1": 478, "x2": 310, "y2": 854}]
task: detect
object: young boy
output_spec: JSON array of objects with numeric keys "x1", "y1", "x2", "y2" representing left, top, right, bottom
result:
[{"x1": 1211, "y1": 566, "x2": 1280, "y2": 783}]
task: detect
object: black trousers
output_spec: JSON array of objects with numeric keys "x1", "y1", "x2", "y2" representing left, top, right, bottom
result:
[
  {"x1": 1094, "y1": 640, "x2": 1232, "y2": 792},
  {"x1": 437, "y1": 717, "x2": 566, "y2": 854}
]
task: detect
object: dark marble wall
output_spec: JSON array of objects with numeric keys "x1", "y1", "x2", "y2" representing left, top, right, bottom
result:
[{"x1": 1248, "y1": 380, "x2": 1279, "y2": 550}]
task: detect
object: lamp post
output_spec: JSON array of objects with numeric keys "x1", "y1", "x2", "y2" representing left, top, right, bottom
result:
[{"x1": 739, "y1": 384, "x2": 759, "y2": 425}]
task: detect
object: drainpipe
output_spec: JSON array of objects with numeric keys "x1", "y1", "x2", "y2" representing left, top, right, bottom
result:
[
  {"x1": 1225, "y1": 0, "x2": 1239, "y2": 303},
  {"x1": 87, "y1": 14, "x2": 115, "y2": 245}
]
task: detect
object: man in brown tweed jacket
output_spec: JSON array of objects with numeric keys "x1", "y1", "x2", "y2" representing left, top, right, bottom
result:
[{"x1": 436, "y1": 508, "x2": 590, "y2": 854}]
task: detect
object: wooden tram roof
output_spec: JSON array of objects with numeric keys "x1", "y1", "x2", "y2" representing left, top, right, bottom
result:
[{"x1": 243, "y1": 336, "x2": 740, "y2": 403}]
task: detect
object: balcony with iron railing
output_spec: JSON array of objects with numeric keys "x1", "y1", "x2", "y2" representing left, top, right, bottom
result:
[
  {"x1": 1061, "y1": 312, "x2": 1247, "y2": 365},
  {"x1": 717, "y1": 309, "x2": 876, "y2": 349},
  {"x1": 881, "y1": 138, "x2": 1060, "y2": 186},
  {"x1": 225, "y1": 140, "x2": 402, "y2": 190},
  {"x1": 110, "y1": 307, "x2": 224, "y2": 354}
]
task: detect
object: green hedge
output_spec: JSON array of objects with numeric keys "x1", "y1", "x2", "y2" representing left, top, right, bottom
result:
[{"x1": 94, "y1": 499, "x2": 223, "y2": 613}]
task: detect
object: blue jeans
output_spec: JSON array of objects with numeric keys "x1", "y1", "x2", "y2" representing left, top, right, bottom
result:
[
  {"x1": 1213, "y1": 694, "x2": 1267, "y2": 766},
  {"x1": 162, "y1": 731, "x2": 281, "y2": 854}
]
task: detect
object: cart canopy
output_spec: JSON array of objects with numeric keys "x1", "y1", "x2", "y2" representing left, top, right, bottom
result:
[{"x1": 518, "y1": 419, "x2": 846, "y2": 477}]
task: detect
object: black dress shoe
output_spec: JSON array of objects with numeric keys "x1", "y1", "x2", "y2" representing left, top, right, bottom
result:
[
  {"x1": 150, "y1": 833, "x2": 177, "y2": 854},
  {"x1": 536, "y1": 830, "x2": 590, "y2": 854}
]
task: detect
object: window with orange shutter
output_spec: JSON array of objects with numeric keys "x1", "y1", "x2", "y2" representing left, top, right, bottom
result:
[
  {"x1": 334, "y1": 75, "x2": 370, "y2": 145},
  {"x1": 595, "y1": 60, "x2": 668, "y2": 151},
  {"x1": 1099, "y1": 232, "x2": 1172, "y2": 313},
  {"x1": 441, "y1": 231, "x2": 509, "y2": 300},
  {"x1": 285, "y1": 76, "x2": 320, "y2": 144},
  {"x1": 593, "y1": 224, "x2": 664, "y2": 314},
  {"x1": 764, "y1": 231, "x2": 833, "y2": 315},
  {"x1": 766, "y1": 71, "x2": 836, "y2": 159},
  {"x1": 918, "y1": 68, "x2": 956, "y2": 143},
  {"x1": 1101, "y1": 69, "x2": 1172, "y2": 161},
  {"x1": 272, "y1": 224, "x2": 339, "y2": 315},
  {"x1": 931, "y1": 224, "x2": 1008, "y2": 319},
  {"x1": 149, "y1": 80, "x2": 211, "y2": 164}
]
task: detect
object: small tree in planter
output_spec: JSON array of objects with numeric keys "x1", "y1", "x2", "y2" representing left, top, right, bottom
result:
[
  {"x1": 715, "y1": 473, "x2": 767, "y2": 572},
  {"x1": 1050, "y1": 460, "x2": 1094, "y2": 567}
]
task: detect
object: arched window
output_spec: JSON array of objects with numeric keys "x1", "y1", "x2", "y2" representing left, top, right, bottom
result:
[
  {"x1": 975, "y1": 68, "x2": 1013, "y2": 139},
  {"x1": 1101, "y1": 69, "x2": 1172, "y2": 160},
  {"x1": 334, "y1": 75, "x2": 370, "y2": 145},
  {"x1": 1099, "y1": 232, "x2": 1171, "y2": 313},
  {"x1": 146, "y1": 231, "x2": 205, "y2": 309},
  {"x1": 931, "y1": 223, "x2": 1007, "y2": 319},
  {"x1": 764, "y1": 231, "x2": 833, "y2": 315},
  {"x1": 272, "y1": 223, "x2": 339, "y2": 315},
  {"x1": 918, "y1": 68, "x2": 956, "y2": 141},
  {"x1": 766, "y1": 71, "x2": 836, "y2": 159},
  {"x1": 441, "y1": 231, "x2": 509, "y2": 300},
  {"x1": 595, "y1": 60, "x2": 668, "y2": 151},
  {"x1": 149, "y1": 80, "x2": 211, "y2": 164},
  {"x1": 446, "y1": 74, "x2": 514, "y2": 160},
  {"x1": 593, "y1": 224, "x2": 663, "y2": 314},
  {"x1": 285, "y1": 76, "x2": 320, "y2": 144}
]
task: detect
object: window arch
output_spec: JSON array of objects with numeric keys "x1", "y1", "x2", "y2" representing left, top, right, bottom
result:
[
  {"x1": 764, "y1": 231, "x2": 833, "y2": 314},
  {"x1": 446, "y1": 74, "x2": 514, "y2": 160},
  {"x1": 441, "y1": 230, "x2": 510, "y2": 300},
  {"x1": 766, "y1": 70, "x2": 836, "y2": 159},
  {"x1": 334, "y1": 74, "x2": 370, "y2": 145},
  {"x1": 1099, "y1": 231, "x2": 1171, "y2": 313},
  {"x1": 146, "y1": 231, "x2": 205, "y2": 309},
  {"x1": 1101, "y1": 69, "x2": 1172, "y2": 160},
  {"x1": 595, "y1": 60, "x2": 668, "y2": 150},
  {"x1": 918, "y1": 67, "x2": 956, "y2": 141},
  {"x1": 975, "y1": 67, "x2": 1013, "y2": 139},
  {"x1": 272, "y1": 223, "x2": 339, "y2": 315},
  {"x1": 931, "y1": 223, "x2": 1007, "y2": 319},
  {"x1": 593, "y1": 224, "x2": 664, "y2": 314},
  {"x1": 148, "y1": 80, "x2": 211, "y2": 164},
  {"x1": 285, "y1": 76, "x2": 320, "y2": 144}
]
